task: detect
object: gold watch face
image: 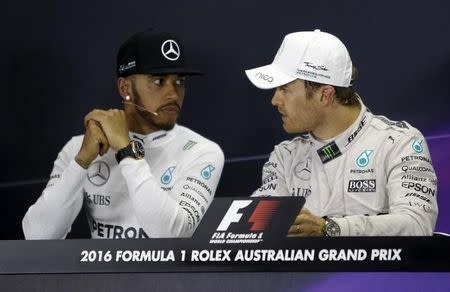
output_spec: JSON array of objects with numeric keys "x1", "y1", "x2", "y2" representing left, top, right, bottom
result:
[{"x1": 131, "y1": 140, "x2": 145, "y2": 159}]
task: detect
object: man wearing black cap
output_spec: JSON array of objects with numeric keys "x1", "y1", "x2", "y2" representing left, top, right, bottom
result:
[{"x1": 22, "y1": 30, "x2": 224, "y2": 239}]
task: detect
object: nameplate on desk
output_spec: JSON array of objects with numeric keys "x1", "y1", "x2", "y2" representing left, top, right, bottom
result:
[
  {"x1": 0, "y1": 197, "x2": 449, "y2": 274},
  {"x1": 193, "y1": 196, "x2": 305, "y2": 244}
]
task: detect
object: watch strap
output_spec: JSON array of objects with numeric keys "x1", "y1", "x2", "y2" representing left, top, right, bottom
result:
[{"x1": 115, "y1": 143, "x2": 133, "y2": 164}]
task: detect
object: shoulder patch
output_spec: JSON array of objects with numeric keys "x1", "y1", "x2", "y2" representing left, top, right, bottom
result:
[
  {"x1": 278, "y1": 135, "x2": 308, "y2": 155},
  {"x1": 374, "y1": 115, "x2": 409, "y2": 129},
  {"x1": 183, "y1": 140, "x2": 198, "y2": 151}
]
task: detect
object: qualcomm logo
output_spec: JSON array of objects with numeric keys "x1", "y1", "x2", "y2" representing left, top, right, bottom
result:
[
  {"x1": 412, "y1": 139, "x2": 423, "y2": 153},
  {"x1": 201, "y1": 164, "x2": 215, "y2": 180},
  {"x1": 356, "y1": 150, "x2": 374, "y2": 167},
  {"x1": 161, "y1": 166, "x2": 176, "y2": 185}
]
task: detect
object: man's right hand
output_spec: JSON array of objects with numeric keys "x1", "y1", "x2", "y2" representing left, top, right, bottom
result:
[{"x1": 75, "y1": 120, "x2": 110, "y2": 169}]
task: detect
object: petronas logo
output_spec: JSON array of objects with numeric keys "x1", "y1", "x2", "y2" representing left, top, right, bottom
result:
[
  {"x1": 356, "y1": 150, "x2": 374, "y2": 167},
  {"x1": 412, "y1": 139, "x2": 423, "y2": 153},
  {"x1": 201, "y1": 164, "x2": 215, "y2": 180},
  {"x1": 183, "y1": 140, "x2": 197, "y2": 151},
  {"x1": 322, "y1": 145, "x2": 335, "y2": 159},
  {"x1": 161, "y1": 166, "x2": 176, "y2": 185}
]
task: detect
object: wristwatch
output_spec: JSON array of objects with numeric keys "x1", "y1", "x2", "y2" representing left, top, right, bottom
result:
[
  {"x1": 323, "y1": 217, "x2": 341, "y2": 237},
  {"x1": 115, "y1": 140, "x2": 145, "y2": 163}
]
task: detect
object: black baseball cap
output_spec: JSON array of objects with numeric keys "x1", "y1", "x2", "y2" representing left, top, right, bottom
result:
[{"x1": 116, "y1": 29, "x2": 201, "y2": 77}]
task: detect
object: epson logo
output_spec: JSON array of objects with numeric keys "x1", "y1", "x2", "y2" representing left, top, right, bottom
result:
[
  {"x1": 255, "y1": 72, "x2": 274, "y2": 82},
  {"x1": 348, "y1": 179, "x2": 376, "y2": 192},
  {"x1": 401, "y1": 182, "x2": 436, "y2": 197},
  {"x1": 258, "y1": 183, "x2": 276, "y2": 192}
]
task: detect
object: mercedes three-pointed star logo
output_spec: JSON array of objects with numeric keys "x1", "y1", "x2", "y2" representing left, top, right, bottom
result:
[
  {"x1": 87, "y1": 161, "x2": 110, "y2": 186},
  {"x1": 294, "y1": 157, "x2": 312, "y2": 181},
  {"x1": 161, "y1": 39, "x2": 180, "y2": 61}
]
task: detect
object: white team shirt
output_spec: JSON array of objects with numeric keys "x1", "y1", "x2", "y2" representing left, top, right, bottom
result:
[
  {"x1": 253, "y1": 102, "x2": 438, "y2": 236},
  {"x1": 23, "y1": 124, "x2": 224, "y2": 239}
]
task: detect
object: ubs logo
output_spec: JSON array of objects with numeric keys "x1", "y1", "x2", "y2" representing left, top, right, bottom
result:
[
  {"x1": 84, "y1": 192, "x2": 111, "y2": 206},
  {"x1": 87, "y1": 161, "x2": 110, "y2": 186}
]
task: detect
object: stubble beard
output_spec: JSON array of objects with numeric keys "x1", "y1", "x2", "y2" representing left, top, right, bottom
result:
[{"x1": 131, "y1": 84, "x2": 178, "y2": 131}]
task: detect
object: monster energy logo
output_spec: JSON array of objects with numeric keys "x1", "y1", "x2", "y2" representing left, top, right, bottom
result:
[
  {"x1": 183, "y1": 140, "x2": 197, "y2": 151},
  {"x1": 317, "y1": 142, "x2": 342, "y2": 164},
  {"x1": 322, "y1": 145, "x2": 335, "y2": 159}
]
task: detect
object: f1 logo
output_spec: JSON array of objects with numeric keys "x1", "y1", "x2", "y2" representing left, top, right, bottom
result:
[
  {"x1": 217, "y1": 200, "x2": 252, "y2": 231},
  {"x1": 216, "y1": 200, "x2": 280, "y2": 232}
]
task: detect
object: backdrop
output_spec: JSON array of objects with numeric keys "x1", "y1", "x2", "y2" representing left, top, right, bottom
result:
[{"x1": 1, "y1": 0, "x2": 449, "y2": 239}]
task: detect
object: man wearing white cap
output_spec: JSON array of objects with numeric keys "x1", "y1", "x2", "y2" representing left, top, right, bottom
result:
[{"x1": 245, "y1": 29, "x2": 438, "y2": 236}]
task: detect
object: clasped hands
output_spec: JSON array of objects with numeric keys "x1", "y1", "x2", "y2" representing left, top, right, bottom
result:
[{"x1": 75, "y1": 109, "x2": 130, "y2": 168}]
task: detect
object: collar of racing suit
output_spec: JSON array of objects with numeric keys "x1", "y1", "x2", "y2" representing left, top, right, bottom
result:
[
  {"x1": 128, "y1": 124, "x2": 177, "y2": 148},
  {"x1": 308, "y1": 101, "x2": 372, "y2": 164}
]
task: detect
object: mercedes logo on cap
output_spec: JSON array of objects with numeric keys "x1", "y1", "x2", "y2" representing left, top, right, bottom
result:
[
  {"x1": 161, "y1": 39, "x2": 180, "y2": 61},
  {"x1": 87, "y1": 161, "x2": 110, "y2": 186}
]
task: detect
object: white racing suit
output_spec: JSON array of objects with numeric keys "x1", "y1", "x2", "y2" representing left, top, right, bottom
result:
[
  {"x1": 23, "y1": 124, "x2": 224, "y2": 239},
  {"x1": 253, "y1": 103, "x2": 438, "y2": 236}
]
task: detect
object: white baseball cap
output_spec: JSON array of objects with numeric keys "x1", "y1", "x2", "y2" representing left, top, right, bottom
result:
[{"x1": 245, "y1": 29, "x2": 353, "y2": 89}]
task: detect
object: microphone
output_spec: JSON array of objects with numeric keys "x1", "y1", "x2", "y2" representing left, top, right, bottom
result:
[{"x1": 122, "y1": 96, "x2": 158, "y2": 116}]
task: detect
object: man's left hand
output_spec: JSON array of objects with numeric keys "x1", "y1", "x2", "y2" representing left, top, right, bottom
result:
[
  {"x1": 84, "y1": 109, "x2": 130, "y2": 151},
  {"x1": 288, "y1": 208, "x2": 325, "y2": 237}
]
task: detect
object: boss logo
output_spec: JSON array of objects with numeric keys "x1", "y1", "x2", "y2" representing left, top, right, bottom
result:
[
  {"x1": 348, "y1": 179, "x2": 376, "y2": 192},
  {"x1": 255, "y1": 72, "x2": 274, "y2": 82}
]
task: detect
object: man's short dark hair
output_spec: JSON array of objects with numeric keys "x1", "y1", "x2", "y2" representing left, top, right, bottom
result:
[{"x1": 305, "y1": 66, "x2": 359, "y2": 106}]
